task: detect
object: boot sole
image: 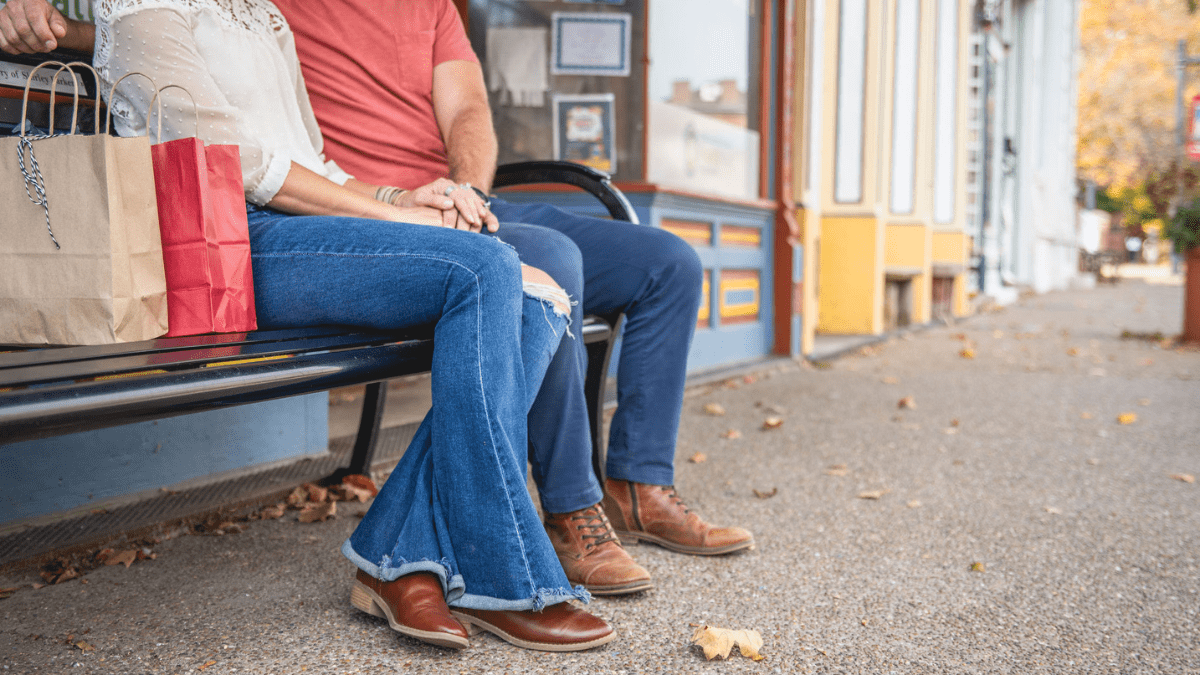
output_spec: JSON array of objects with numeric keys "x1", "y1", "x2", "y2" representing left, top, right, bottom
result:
[
  {"x1": 350, "y1": 580, "x2": 469, "y2": 650},
  {"x1": 616, "y1": 530, "x2": 755, "y2": 556},
  {"x1": 582, "y1": 578, "x2": 654, "y2": 596},
  {"x1": 450, "y1": 610, "x2": 617, "y2": 652}
]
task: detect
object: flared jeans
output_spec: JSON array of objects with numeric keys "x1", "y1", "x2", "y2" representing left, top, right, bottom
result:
[{"x1": 245, "y1": 206, "x2": 584, "y2": 611}]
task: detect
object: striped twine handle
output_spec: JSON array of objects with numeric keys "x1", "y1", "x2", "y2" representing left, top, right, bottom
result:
[{"x1": 15, "y1": 130, "x2": 60, "y2": 250}]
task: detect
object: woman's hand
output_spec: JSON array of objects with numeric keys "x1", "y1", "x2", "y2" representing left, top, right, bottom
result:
[
  {"x1": 0, "y1": 0, "x2": 94, "y2": 54},
  {"x1": 397, "y1": 177, "x2": 499, "y2": 233}
]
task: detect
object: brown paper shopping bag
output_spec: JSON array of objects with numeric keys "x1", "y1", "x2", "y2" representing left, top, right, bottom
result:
[{"x1": 0, "y1": 61, "x2": 167, "y2": 345}]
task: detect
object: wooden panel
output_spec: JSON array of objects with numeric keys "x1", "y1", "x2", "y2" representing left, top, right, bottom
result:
[
  {"x1": 719, "y1": 269, "x2": 760, "y2": 325},
  {"x1": 661, "y1": 218, "x2": 713, "y2": 247},
  {"x1": 720, "y1": 224, "x2": 763, "y2": 248}
]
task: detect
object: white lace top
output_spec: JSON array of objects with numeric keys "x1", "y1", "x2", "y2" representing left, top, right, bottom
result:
[{"x1": 93, "y1": 0, "x2": 351, "y2": 204}]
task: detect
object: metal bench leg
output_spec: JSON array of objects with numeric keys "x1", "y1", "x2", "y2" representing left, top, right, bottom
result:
[
  {"x1": 584, "y1": 315, "x2": 622, "y2": 485},
  {"x1": 330, "y1": 381, "x2": 388, "y2": 482}
]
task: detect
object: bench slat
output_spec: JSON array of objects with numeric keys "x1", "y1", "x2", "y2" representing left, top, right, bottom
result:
[{"x1": 0, "y1": 340, "x2": 435, "y2": 444}]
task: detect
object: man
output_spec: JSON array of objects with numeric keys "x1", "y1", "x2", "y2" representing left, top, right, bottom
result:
[{"x1": 0, "y1": 0, "x2": 752, "y2": 597}]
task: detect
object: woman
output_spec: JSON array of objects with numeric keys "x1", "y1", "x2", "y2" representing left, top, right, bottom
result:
[{"x1": 92, "y1": 0, "x2": 613, "y2": 653}]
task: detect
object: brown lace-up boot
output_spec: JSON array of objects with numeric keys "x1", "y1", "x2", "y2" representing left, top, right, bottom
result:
[
  {"x1": 544, "y1": 503, "x2": 653, "y2": 595},
  {"x1": 601, "y1": 479, "x2": 755, "y2": 555}
]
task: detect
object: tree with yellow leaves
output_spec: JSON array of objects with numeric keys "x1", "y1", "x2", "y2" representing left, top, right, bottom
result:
[{"x1": 1077, "y1": 0, "x2": 1200, "y2": 189}]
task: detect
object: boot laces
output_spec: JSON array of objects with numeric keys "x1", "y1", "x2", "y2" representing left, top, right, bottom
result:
[
  {"x1": 661, "y1": 486, "x2": 691, "y2": 515},
  {"x1": 572, "y1": 506, "x2": 618, "y2": 550}
]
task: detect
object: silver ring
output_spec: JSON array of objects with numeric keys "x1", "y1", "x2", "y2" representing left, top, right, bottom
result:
[{"x1": 443, "y1": 185, "x2": 459, "y2": 196}]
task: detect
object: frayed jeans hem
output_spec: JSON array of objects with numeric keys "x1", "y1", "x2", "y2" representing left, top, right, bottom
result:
[
  {"x1": 341, "y1": 539, "x2": 467, "y2": 605},
  {"x1": 447, "y1": 585, "x2": 592, "y2": 612}
]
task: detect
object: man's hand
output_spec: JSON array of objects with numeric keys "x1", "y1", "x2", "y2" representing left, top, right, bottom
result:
[
  {"x1": 0, "y1": 0, "x2": 67, "y2": 54},
  {"x1": 399, "y1": 177, "x2": 499, "y2": 233}
]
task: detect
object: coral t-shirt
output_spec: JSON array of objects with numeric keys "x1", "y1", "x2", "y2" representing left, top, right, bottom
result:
[{"x1": 271, "y1": 0, "x2": 478, "y2": 187}]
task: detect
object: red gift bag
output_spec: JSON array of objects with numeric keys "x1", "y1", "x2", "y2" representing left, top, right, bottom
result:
[{"x1": 148, "y1": 87, "x2": 256, "y2": 336}]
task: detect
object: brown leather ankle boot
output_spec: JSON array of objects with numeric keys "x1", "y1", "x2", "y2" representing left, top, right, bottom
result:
[
  {"x1": 544, "y1": 503, "x2": 652, "y2": 595},
  {"x1": 601, "y1": 479, "x2": 755, "y2": 555}
]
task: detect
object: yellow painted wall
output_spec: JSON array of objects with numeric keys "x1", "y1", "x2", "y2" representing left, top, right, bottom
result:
[
  {"x1": 885, "y1": 223, "x2": 931, "y2": 323},
  {"x1": 932, "y1": 231, "x2": 970, "y2": 317},
  {"x1": 798, "y1": 207, "x2": 820, "y2": 354},
  {"x1": 818, "y1": 216, "x2": 882, "y2": 334}
]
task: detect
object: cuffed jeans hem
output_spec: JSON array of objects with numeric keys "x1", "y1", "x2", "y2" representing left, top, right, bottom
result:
[
  {"x1": 447, "y1": 585, "x2": 592, "y2": 612},
  {"x1": 540, "y1": 484, "x2": 605, "y2": 517},
  {"x1": 341, "y1": 539, "x2": 467, "y2": 604},
  {"x1": 342, "y1": 541, "x2": 591, "y2": 611},
  {"x1": 604, "y1": 461, "x2": 675, "y2": 488}
]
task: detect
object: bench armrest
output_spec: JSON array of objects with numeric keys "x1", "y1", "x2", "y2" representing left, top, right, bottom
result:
[{"x1": 493, "y1": 161, "x2": 639, "y2": 225}]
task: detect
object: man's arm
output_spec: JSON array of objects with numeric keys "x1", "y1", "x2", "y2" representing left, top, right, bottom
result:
[
  {"x1": 431, "y1": 59, "x2": 498, "y2": 193},
  {"x1": 0, "y1": 0, "x2": 95, "y2": 54}
]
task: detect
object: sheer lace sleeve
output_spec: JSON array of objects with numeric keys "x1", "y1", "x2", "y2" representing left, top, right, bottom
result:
[{"x1": 94, "y1": 4, "x2": 293, "y2": 203}]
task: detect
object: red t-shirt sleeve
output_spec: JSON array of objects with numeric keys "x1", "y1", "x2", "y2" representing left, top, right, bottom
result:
[{"x1": 433, "y1": 0, "x2": 479, "y2": 66}]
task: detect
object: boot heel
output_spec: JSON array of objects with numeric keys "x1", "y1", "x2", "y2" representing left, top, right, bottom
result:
[{"x1": 350, "y1": 582, "x2": 386, "y2": 618}]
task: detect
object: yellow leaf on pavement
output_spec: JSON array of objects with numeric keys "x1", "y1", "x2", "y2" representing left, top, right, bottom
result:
[
  {"x1": 297, "y1": 501, "x2": 337, "y2": 523},
  {"x1": 688, "y1": 452, "x2": 707, "y2": 464},
  {"x1": 1117, "y1": 412, "x2": 1137, "y2": 425},
  {"x1": 960, "y1": 348, "x2": 976, "y2": 359},
  {"x1": 703, "y1": 403, "x2": 726, "y2": 416},
  {"x1": 720, "y1": 429, "x2": 742, "y2": 439},
  {"x1": 691, "y1": 624, "x2": 765, "y2": 661},
  {"x1": 761, "y1": 416, "x2": 783, "y2": 430},
  {"x1": 1170, "y1": 473, "x2": 1195, "y2": 484},
  {"x1": 857, "y1": 489, "x2": 890, "y2": 500},
  {"x1": 104, "y1": 550, "x2": 137, "y2": 568}
]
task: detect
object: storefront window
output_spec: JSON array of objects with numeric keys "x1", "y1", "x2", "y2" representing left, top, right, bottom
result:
[{"x1": 647, "y1": 0, "x2": 761, "y2": 200}]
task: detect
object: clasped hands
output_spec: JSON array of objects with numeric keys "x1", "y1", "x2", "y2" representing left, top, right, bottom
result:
[{"x1": 396, "y1": 177, "x2": 499, "y2": 233}]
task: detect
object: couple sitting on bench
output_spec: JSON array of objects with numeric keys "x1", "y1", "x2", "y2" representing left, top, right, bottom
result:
[{"x1": 0, "y1": 0, "x2": 753, "y2": 652}]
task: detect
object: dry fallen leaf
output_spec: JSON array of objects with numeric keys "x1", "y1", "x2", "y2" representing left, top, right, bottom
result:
[
  {"x1": 285, "y1": 486, "x2": 307, "y2": 508},
  {"x1": 342, "y1": 474, "x2": 379, "y2": 496},
  {"x1": 720, "y1": 429, "x2": 742, "y2": 440},
  {"x1": 969, "y1": 561, "x2": 985, "y2": 572},
  {"x1": 688, "y1": 452, "x2": 708, "y2": 464},
  {"x1": 260, "y1": 503, "x2": 287, "y2": 520},
  {"x1": 1116, "y1": 412, "x2": 1138, "y2": 425},
  {"x1": 691, "y1": 625, "x2": 765, "y2": 661},
  {"x1": 1066, "y1": 347, "x2": 1080, "y2": 356},
  {"x1": 302, "y1": 483, "x2": 328, "y2": 503},
  {"x1": 898, "y1": 396, "x2": 917, "y2": 410},
  {"x1": 703, "y1": 402, "x2": 726, "y2": 416},
  {"x1": 761, "y1": 416, "x2": 784, "y2": 430},
  {"x1": 105, "y1": 550, "x2": 137, "y2": 568},
  {"x1": 906, "y1": 500, "x2": 922, "y2": 508},
  {"x1": 857, "y1": 489, "x2": 890, "y2": 500},
  {"x1": 1169, "y1": 474, "x2": 1195, "y2": 484},
  {"x1": 824, "y1": 464, "x2": 849, "y2": 477},
  {"x1": 297, "y1": 501, "x2": 337, "y2": 523},
  {"x1": 0, "y1": 586, "x2": 17, "y2": 600},
  {"x1": 74, "y1": 641, "x2": 95, "y2": 653},
  {"x1": 198, "y1": 660, "x2": 217, "y2": 671},
  {"x1": 337, "y1": 484, "x2": 373, "y2": 502},
  {"x1": 960, "y1": 348, "x2": 976, "y2": 359},
  {"x1": 752, "y1": 487, "x2": 778, "y2": 499},
  {"x1": 881, "y1": 376, "x2": 899, "y2": 384}
]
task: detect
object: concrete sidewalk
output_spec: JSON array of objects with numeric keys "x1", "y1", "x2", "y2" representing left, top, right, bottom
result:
[{"x1": 2, "y1": 279, "x2": 1198, "y2": 674}]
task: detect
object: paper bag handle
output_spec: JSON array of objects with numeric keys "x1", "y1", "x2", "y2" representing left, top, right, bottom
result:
[
  {"x1": 106, "y1": 71, "x2": 161, "y2": 136},
  {"x1": 19, "y1": 60, "x2": 101, "y2": 137},
  {"x1": 148, "y1": 84, "x2": 201, "y2": 145}
]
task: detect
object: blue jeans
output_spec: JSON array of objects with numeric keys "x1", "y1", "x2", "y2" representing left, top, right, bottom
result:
[
  {"x1": 245, "y1": 205, "x2": 584, "y2": 611},
  {"x1": 489, "y1": 198, "x2": 703, "y2": 514}
]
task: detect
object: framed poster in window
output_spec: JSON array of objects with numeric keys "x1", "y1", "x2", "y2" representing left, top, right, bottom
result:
[
  {"x1": 553, "y1": 93, "x2": 617, "y2": 174},
  {"x1": 550, "y1": 12, "x2": 631, "y2": 77}
]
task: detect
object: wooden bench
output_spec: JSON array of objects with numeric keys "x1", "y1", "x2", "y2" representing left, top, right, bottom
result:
[{"x1": 0, "y1": 161, "x2": 634, "y2": 485}]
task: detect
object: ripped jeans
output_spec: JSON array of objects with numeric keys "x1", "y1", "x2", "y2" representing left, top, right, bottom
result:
[{"x1": 245, "y1": 205, "x2": 584, "y2": 611}]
